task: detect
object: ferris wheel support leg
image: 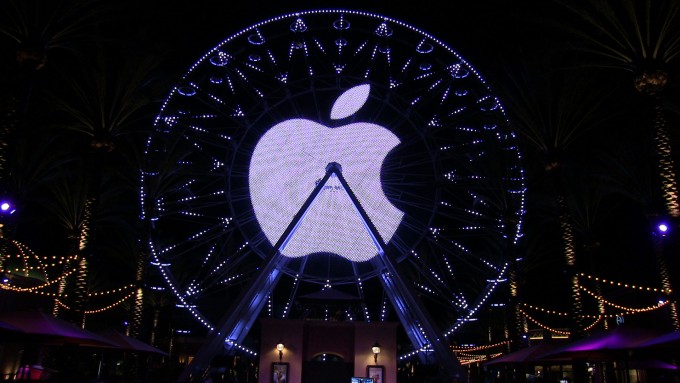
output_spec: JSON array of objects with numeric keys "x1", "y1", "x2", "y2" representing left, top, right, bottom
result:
[
  {"x1": 377, "y1": 262, "x2": 464, "y2": 381},
  {"x1": 332, "y1": 169, "x2": 465, "y2": 381},
  {"x1": 179, "y1": 164, "x2": 340, "y2": 382}
]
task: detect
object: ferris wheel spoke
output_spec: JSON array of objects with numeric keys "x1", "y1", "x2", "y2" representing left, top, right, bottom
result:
[
  {"x1": 143, "y1": 11, "x2": 525, "y2": 371},
  {"x1": 280, "y1": 258, "x2": 307, "y2": 319}
]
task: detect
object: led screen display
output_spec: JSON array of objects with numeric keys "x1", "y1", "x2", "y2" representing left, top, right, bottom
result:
[{"x1": 248, "y1": 85, "x2": 404, "y2": 262}]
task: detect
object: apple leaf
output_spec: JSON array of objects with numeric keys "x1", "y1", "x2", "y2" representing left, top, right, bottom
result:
[{"x1": 330, "y1": 84, "x2": 370, "y2": 120}]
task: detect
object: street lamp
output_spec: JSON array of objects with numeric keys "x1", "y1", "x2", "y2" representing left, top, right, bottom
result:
[
  {"x1": 372, "y1": 342, "x2": 381, "y2": 364},
  {"x1": 276, "y1": 341, "x2": 285, "y2": 362}
]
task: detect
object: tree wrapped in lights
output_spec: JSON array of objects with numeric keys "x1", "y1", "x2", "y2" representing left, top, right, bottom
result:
[
  {"x1": 496, "y1": 54, "x2": 615, "y2": 341},
  {"x1": 44, "y1": 39, "x2": 161, "y2": 334},
  {"x1": 45, "y1": 177, "x2": 93, "y2": 324},
  {"x1": 555, "y1": 0, "x2": 680, "y2": 330}
]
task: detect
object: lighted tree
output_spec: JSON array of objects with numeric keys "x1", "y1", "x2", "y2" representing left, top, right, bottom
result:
[
  {"x1": 0, "y1": 1, "x2": 106, "y2": 315},
  {"x1": 598, "y1": 145, "x2": 679, "y2": 329},
  {"x1": 497, "y1": 56, "x2": 615, "y2": 340},
  {"x1": 555, "y1": 0, "x2": 680, "y2": 330},
  {"x1": 46, "y1": 50, "x2": 160, "y2": 333},
  {"x1": 0, "y1": 0, "x2": 104, "y2": 184},
  {"x1": 44, "y1": 175, "x2": 92, "y2": 324},
  {"x1": 568, "y1": 166, "x2": 626, "y2": 331}
]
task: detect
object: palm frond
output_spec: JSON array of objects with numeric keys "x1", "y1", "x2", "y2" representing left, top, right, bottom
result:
[
  {"x1": 47, "y1": 54, "x2": 160, "y2": 143},
  {"x1": 497, "y1": 59, "x2": 618, "y2": 162},
  {"x1": 0, "y1": 0, "x2": 108, "y2": 53},
  {"x1": 553, "y1": 0, "x2": 680, "y2": 71},
  {"x1": 43, "y1": 171, "x2": 89, "y2": 232}
]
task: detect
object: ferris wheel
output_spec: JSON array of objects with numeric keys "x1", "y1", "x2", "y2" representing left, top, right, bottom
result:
[{"x1": 140, "y1": 8, "x2": 525, "y2": 374}]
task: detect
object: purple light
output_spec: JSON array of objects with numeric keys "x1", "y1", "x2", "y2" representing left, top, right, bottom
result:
[
  {"x1": 0, "y1": 201, "x2": 15, "y2": 214},
  {"x1": 248, "y1": 85, "x2": 403, "y2": 262},
  {"x1": 657, "y1": 223, "x2": 669, "y2": 234}
]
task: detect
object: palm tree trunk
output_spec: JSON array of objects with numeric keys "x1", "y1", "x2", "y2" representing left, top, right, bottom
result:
[
  {"x1": 129, "y1": 246, "x2": 148, "y2": 339},
  {"x1": 650, "y1": 94, "x2": 680, "y2": 330},
  {"x1": 652, "y1": 232, "x2": 680, "y2": 330},
  {"x1": 0, "y1": 96, "x2": 17, "y2": 184},
  {"x1": 151, "y1": 308, "x2": 160, "y2": 347},
  {"x1": 585, "y1": 242, "x2": 608, "y2": 330},
  {"x1": 71, "y1": 199, "x2": 94, "y2": 326},
  {"x1": 652, "y1": 95, "x2": 680, "y2": 219},
  {"x1": 595, "y1": 281, "x2": 608, "y2": 330},
  {"x1": 508, "y1": 261, "x2": 526, "y2": 352},
  {"x1": 53, "y1": 237, "x2": 78, "y2": 318},
  {"x1": 72, "y1": 256, "x2": 88, "y2": 326},
  {"x1": 555, "y1": 192, "x2": 585, "y2": 338}
]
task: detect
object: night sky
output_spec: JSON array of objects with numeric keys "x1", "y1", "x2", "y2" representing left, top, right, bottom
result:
[{"x1": 1, "y1": 0, "x2": 679, "y2": 347}]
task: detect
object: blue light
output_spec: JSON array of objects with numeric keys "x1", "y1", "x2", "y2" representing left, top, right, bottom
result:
[
  {"x1": 657, "y1": 223, "x2": 669, "y2": 235},
  {"x1": 248, "y1": 85, "x2": 403, "y2": 262},
  {"x1": 0, "y1": 201, "x2": 16, "y2": 214}
]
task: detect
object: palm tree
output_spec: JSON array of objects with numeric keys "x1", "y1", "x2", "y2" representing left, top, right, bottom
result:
[
  {"x1": 597, "y1": 144, "x2": 679, "y2": 330},
  {"x1": 43, "y1": 172, "x2": 91, "y2": 324},
  {"x1": 45, "y1": 49, "x2": 161, "y2": 331},
  {"x1": 0, "y1": 0, "x2": 106, "y2": 188},
  {"x1": 497, "y1": 53, "x2": 618, "y2": 340},
  {"x1": 554, "y1": 0, "x2": 680, "y2": 330},
  {"x1": 568, "y1": 163, "x2": 628, "y2": 331},
  {"x1": 49, "y1": 55, "x2": 159, "y2": 152},
  {"x1": 0, "y1": 0, "x2": 104, "y2": 70}
]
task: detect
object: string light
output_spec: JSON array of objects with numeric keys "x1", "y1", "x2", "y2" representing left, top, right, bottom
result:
[
  {"x1": 88, "y1": 284, "x2": 135, "y2": 297},
  {"x1": 457, "y1": 353, "x2": 502, "y2": 365},
  {"x1": 583, "y1": 316, "x2": 602, "y2": 331},
  {"x1": 579, "y1": 273, "x2": 671, "y2": 294},
  {"x1": 1, "y1": 268, "x2": 77, "y2": 292},
  {"x1": 451, "y1": 340, "x2": 510, "y2": 352},
  {"x1": 579, "y1": 286, "x2": 669, "y2": 313},
  {"x1": 519, "y1": 308, "x2": 570, "y2": 335},
  {"x1": 520, "y1": 307, "x2": 606, "y2": 336},
  {"x1": 521, "y1": 303, "x2": 569, "y2": 316},
  {"x1": 85, "y1": 291, "x2": 135, "y2": 314},
  {"x1": 1, "y1": 241, "x2": 78, "y2": 277},
  {"x1": 56, "y1": 291, "x2": 136, "y2": 314}
]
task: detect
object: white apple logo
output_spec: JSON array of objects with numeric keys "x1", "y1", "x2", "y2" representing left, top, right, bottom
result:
[{"x1": 248, "y1": 84, "x2": 403, "y2": 262}]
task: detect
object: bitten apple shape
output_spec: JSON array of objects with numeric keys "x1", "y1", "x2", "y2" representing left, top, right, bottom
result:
[{"x1": 248, "y1": 84, "x2": 403, "y2": 262}]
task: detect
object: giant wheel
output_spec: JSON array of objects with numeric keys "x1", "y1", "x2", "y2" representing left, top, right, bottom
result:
[{"x1": 141, "y1": 8, "x2": 525, "y2": 370}]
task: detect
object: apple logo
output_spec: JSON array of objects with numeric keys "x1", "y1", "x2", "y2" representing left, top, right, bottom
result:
[{"x1": 248, "y1": 84, "x2": 404, "y2": 262}]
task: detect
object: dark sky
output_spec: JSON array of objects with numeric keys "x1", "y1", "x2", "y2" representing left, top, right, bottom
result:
[
  {"x1": 2, "y1": 0, "x2": 678, "y2": 339},
  {"x1": 127, "y1": 0, "x2": 678, "y2": 329}
]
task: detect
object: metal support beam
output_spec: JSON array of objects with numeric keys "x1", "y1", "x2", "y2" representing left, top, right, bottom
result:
[
  {"x1": 181, "y1": 162, "x2": 464, "y2": 381},
  {"x1": 180, "y1": 165, "x2": 340, "y2": 382},
  {"x1": 333, "y1": 169, "x2": 464, "y2": 381}
]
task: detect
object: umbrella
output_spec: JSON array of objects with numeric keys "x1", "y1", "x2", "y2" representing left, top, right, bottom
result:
[
  {"x1": 539, "y1": 325, "x2": 663, "y2": 361},
  {"x1": 635, "y1": 330, "x2": 680, "y2": 350},
  {"x1": 0, "y1": 319, "x2": 24, "y2": 333},
  {"x1": 485, "y1": 343, "x2": 567, "y2": 365},
  {"x1": 96, "y1": 330, "x2": 169, "y2": 355},
  {"x1": 0, "y1": 319, "x2": 26, "y2": 342},
  {"x1": 0, "y1": 311, "x2": 119, "y2": 348},
  {"x1": 628, "y1": 360, "x2": 678, "y2": 370}
]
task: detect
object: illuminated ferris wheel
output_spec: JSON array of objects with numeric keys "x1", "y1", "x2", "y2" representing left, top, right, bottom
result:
[{"x1": 141, "y1": 9, "x2": 525, "y2": 370}]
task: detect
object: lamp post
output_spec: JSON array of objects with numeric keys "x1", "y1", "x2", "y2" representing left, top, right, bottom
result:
[
  {"x1": 372, "y1": 342, "x2": 381, "y2": 364},
  {"x1": 276, "y1": 341, "x2": 285, "y2": 362}
]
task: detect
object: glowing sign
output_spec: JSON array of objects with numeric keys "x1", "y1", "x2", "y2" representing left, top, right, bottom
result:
[{"x1": 248, "y1": 85, "x2": 403, "y2": 262}]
